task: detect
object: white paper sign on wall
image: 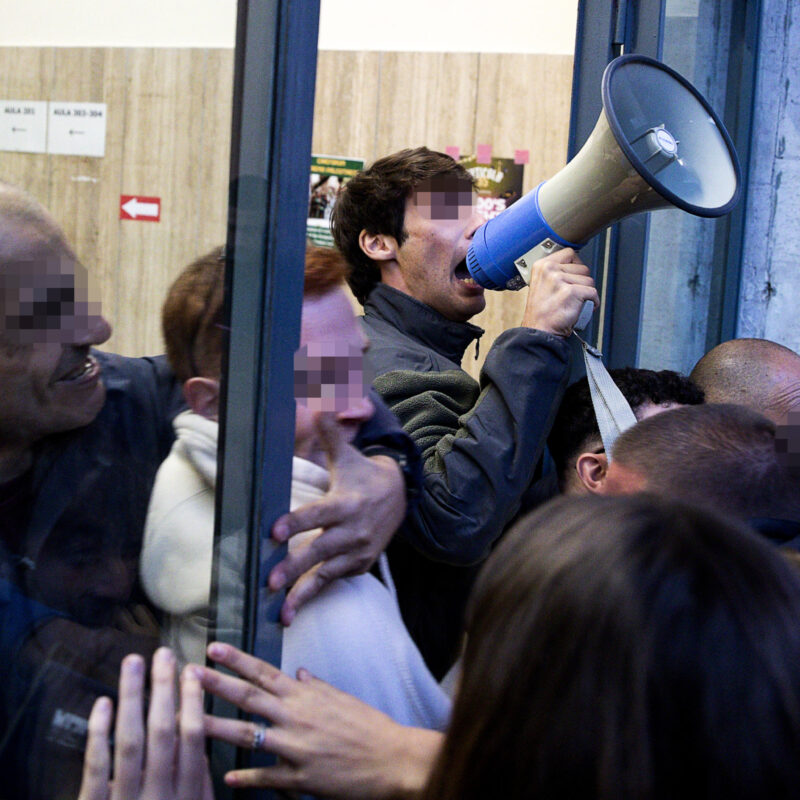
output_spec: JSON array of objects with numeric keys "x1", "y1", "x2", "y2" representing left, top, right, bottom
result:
[
  {"x1": 0, "y1": 100, "x2": 48, "y2": 153},
  {"x1": 47, "y1": 102, "x2": 107, "y2": 157}
]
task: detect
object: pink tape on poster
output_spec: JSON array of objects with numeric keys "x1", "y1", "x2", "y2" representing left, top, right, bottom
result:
[
  {"x1": 445, "y1": 145, "x2": 461, "y2": 160},
  {"x1": 514, "y1": 149, "x2": 530, "y2": 164},
  {"x1": 476, "y1": 143, "x2": 492, "y2": 164}
]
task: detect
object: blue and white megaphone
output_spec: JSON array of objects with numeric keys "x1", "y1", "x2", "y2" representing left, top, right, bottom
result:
[{"x1": 466, "y1": 54, "x2": 741, "y2": 330}]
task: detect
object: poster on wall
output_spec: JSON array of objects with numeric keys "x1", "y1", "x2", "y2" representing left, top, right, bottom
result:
[
  {"x1": 459, "y1": 155, "x2": 525, "y2": 221},
  {"x1": 307, "y1": 155, "x2": 364, "y2": 247}
]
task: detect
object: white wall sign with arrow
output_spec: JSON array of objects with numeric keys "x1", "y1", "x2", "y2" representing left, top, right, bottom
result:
[
  {"x1": 0, "y1": 100, "x2": 48, "y2": 153},
  {"x1": 48, "y1": 102, "x2": 107, "y2": 157},
  {"x1": 120, "y1": 195, "x2": 161, "y2": 222}
]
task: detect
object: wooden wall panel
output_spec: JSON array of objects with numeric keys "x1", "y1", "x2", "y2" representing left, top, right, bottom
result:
[
  {"x1": 0, "y1": 46, "x2": 572, "y2": 368},
  {"x1": 114, "y1": 49, "x2": 226, "y2": 356},
  {"x1": 475, "y1": 54, "x2": 574, "y2": 189},
  {"x1": 0, "y1": 46, "x2": 233, "y2": 358},
  {"x1": 0, "y1": 48, "x2": 54, "y2": 205},
  {"x1": 464, "y1": 53, "x2": 574, "y2": 381},
  {"x1": 45, "y1": 48, "x2": 128, "y2": 341},
  {"x1": 194, "y1": 49, "x2": 235, "y2": 256},
  {"x1": 311, "y1": 51, "x2": 573, "y2": 382},
  {"x1": 375, "y1": 52, "x2": 479, "y2": 157},
  {"x1": 312, "y1": 51, "x2": 380, "y2": 159}
]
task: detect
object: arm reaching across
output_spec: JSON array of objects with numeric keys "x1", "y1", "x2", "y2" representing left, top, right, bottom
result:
[
  {"x1": 78, "y1": 648, "x2": 213, "y2": 800},
  {"x1": 198, "y1": 641, "x2": 442, "y2": 800},
  {"x1": 269, "y1": 412, "x2": 407, "y2": 625}
]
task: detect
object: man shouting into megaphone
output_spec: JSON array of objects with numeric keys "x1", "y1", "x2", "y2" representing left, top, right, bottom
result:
[{"x1": 328, "y1": 146, "x2": 598, "y2": 678}]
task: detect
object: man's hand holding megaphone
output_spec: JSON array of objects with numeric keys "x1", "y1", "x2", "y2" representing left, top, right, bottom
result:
[{"x1": 520, "y1": 248, "x2": 599, "y2": 338}]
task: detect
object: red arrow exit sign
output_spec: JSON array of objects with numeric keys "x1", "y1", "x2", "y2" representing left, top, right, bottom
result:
[{"x1": 120, "y1": 195, "x2": 161, "y2": 221}]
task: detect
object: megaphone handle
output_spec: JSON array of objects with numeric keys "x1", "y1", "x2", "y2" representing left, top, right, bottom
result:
[
  {"x1": 575, "y1": 300, "x2": 594, "y2": 332},
  {"x1": 514, "y1": 240, "x2": 594, "y2": 331}
]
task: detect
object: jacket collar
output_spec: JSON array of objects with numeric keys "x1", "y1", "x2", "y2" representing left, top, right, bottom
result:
[{"x1": 364, "y1": 284, "x2": 484, "y2": 366}]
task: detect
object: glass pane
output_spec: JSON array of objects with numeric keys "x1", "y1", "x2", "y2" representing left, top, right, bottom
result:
[
  {"x1": 0, "y1": 7, "x2": 236, "y2": 797},
  {"x1": 637, "y1": 0, "x2": 738, "y2": 372},
  {"x1": 307, "y1": 0, "x2": 580, "y2": 698}
]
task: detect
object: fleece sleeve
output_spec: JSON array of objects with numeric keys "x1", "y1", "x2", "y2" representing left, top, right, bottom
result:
[{"x1": 373, "y1": 328, "x2": 570, "y2": 564}]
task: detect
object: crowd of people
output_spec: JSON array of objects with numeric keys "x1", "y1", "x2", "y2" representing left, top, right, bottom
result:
[{"x1": 1, "y1": 146, "x2": 800, "y2": 799}]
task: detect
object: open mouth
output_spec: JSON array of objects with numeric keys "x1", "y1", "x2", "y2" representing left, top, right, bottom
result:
[
  {"x1": 56, "y1": 354, "x2": 98, "y2": 384},
  {"x1": 454, "y1": 258, "x2": 479, "y2": 286}
]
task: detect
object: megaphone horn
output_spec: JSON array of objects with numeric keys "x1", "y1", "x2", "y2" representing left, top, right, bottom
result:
[{"x1": 466, "y1": 54, "x2": 742, "y2": 331}]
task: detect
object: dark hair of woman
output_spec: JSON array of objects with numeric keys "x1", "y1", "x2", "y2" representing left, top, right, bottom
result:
[{"x1": 422, "y1": 494, "x2": 800, "y2": 800}]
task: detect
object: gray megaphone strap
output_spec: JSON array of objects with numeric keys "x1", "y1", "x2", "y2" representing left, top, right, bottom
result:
[{"x1": 573, "y1": 332, "x2": 637, "y2": 460}]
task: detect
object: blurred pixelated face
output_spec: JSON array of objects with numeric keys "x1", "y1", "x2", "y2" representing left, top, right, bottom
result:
[
  {"x1": 294, "y1": 286, "x2": 374, "y2": 463},
  {"x1": 776, "y1": 410, "x2": 800, "y2": 473},
  {"x1": 32, "y1": 525, "x2": 139, "y2": 626},
  {"x1": 393, "y1": 176, "x2": 486, "y2": 323},
  {"x1": 0, "y1": 229, "x2": 112, "y2": 444}
]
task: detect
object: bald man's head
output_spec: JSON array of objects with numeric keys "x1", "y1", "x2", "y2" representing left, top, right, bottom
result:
[
  {"x1": 0, "y1": 184, "x2": 111, "y2": 464},
  {"x1": 0, "y1": 182, "x2": 71, "y2": 258},
  {"x1": 691, "y1": 338, "x2": 800, "y2": 425}
]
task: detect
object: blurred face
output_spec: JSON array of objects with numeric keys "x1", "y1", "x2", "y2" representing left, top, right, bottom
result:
[
  {"x1": 389, "y1": 177, "x2": 486, "y2": 323},
  {"x1": 294, "y1": 286, "x2": 375, "y2": 464},
  {"x1": 32, "y1": 526, "x2": 138, "y2": 626},
  {"x1": 0, "y1": 227, "x2": 112, "y2": 446}
]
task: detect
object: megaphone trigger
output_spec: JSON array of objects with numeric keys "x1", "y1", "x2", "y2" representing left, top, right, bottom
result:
[
  {"x1": 513, "y1": 238, "x2": 563, "y2": 286},
  {"x1": 513, "y1": 238, "x2": 596, "y2": 333}
]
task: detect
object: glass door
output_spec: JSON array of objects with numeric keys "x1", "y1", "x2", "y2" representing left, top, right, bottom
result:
[{"x1": 570, "y1": 0, "x2": 760, "y2": 372}]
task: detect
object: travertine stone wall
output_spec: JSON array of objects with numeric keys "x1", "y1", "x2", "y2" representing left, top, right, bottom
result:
[
  {"x1": 737, "y1": 0, "x2": 800, "y2": 354},
  {"x1": 0, "y1": 47, "x2": 574, "y2": 375},
  {"x1": 312, "y1": 51, "x2": 575, "y2": 379},
  {"x1": 0, "y1": 47, "x2": 234, "y2": 357}
]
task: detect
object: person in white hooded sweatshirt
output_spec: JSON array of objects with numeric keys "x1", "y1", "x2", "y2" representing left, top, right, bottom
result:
[{"x1": 140, "y1": 245, "x2": 450, "y2": 732}]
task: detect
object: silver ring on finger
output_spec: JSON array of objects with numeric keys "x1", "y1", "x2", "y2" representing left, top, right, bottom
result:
[{"x1": 252, "y1": 723, "x2": 267, "y2": 750}]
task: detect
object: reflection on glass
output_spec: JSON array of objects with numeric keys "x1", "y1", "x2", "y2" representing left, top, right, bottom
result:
[
  {"x1": 0, "y1": 9, "x2": 235, "y2": 796},
  {"x1": 637, "y1": 0, "x2": 736, "y2": 373}
]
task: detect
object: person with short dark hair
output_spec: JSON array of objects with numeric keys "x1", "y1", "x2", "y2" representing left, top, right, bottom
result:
[
  {"x1": 547, "y1": 366, "x2": 704, "y2": 494},
  {"x1": 331, "y1": 146, "x2": 599, "y2": 676},
  {"x1": 332, "y1": 148, "x2": 476, "y2": 306},
  {"x1": 601, "y1": 403, "x2": 800, "y2": 544}
]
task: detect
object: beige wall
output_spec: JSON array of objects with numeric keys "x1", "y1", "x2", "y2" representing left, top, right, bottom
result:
[
  {"x1": 0, "y1": 46, "x2": 233, "y2": 356},
  {"x1": 0, "y1": 47, "x2": 573, "y2": 376},
  {"x1": 312, "y1": 51, "x2": 574, "y2": 379}
]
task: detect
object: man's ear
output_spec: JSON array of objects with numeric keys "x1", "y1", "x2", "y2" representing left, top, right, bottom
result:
[
  {"x1": 358, "y1": 230, "x2": 398, "y2": 263},
  {"x1": 183, "y1": 377, "x2": 220, "y2": 421},
  {"x1": 575, "y1": 451, "x2": 609, "y2": 494}
]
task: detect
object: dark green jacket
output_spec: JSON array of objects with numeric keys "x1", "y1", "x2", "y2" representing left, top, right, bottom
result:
[{"x1": 362, "y1": 284, "x2": 571, "y2": 676}]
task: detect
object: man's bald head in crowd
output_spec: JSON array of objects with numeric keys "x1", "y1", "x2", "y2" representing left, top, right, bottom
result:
[
  {"x1": 603, "y1": 403, "x2": 800, "y2": 524},
  {"x1": 691, "y1": 338, "x2": 800, "y2": 425},
  {"x1": 0, "y1": 182, "x2": 102, "y2": 347},
  {"x1": 0, "y1": 181, "x2": 72, "y2": 258},
  {"x1": 0, "y1": 182, "x2": 110, "y2": 472}
]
